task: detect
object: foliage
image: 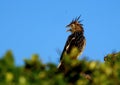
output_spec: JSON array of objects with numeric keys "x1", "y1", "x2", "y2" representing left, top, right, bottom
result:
[{"x1": 0, "y1": 50, "x2": 120, "y2": 85}]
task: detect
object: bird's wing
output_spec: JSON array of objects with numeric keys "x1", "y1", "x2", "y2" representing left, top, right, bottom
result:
[{"x1": 60, "y1": 33, "x2": 76, "y2": 61}]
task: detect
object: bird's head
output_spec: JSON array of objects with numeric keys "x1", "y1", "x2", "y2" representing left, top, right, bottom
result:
[{"x1": 66, "y1": 16, "x2": 84, "y2": 33}]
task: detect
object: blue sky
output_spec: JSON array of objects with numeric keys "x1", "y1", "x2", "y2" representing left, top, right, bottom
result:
[{"x1": 0, "y1": 0, "x2": 120, "y2": 65}]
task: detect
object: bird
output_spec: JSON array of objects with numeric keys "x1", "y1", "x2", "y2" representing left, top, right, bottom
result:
[{"x1": 58, "y1": 16, "x2": 86, "y2": 71}]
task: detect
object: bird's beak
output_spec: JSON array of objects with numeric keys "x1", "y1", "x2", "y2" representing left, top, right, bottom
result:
[
  {"x1": 66, "y1": 24, "x2": 70, "y2": 28},
  {"x1": 66, "y1": 25, "x2": 71, "y2": 32},
  {"x1": 66, "y1": 29, "x2": 72, "y2": 32}
]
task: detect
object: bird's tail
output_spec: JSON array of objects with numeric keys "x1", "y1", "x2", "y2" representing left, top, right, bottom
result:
[{"x1": 57, "y1": 62, "x2": 65, "y2": 72}]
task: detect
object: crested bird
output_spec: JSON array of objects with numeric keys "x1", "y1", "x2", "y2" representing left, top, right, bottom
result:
[{"x1": 58, "y1": 16, "x2": 86, "y2": 71}]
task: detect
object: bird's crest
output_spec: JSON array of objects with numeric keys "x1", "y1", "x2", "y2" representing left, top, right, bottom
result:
[{"x1": 71, "y1": 16, "x2": 83, "y2": 26}]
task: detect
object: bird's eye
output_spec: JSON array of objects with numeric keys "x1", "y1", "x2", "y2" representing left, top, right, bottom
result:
[{"x1": 71, "y1": 24, "x2": 75, "y2": 28}]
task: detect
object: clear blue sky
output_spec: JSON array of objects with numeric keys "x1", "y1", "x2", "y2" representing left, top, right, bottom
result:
[{"x1": 0, "y1": 0, "x2": 120, "y2": 65}]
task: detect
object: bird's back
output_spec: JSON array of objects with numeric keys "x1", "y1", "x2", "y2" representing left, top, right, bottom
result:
[{"x1": 60, "y1": 31, "x2": 86, "y2": 61}]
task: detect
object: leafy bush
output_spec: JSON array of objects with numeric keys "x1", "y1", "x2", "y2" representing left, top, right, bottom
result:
[{"x1": 0, "y1": 50, "x2": 120, "y2": 85}]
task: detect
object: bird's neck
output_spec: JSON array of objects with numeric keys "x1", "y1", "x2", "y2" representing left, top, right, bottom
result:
[{"x1": 72, "y1": 30, "x2": 84, "y2": 35}]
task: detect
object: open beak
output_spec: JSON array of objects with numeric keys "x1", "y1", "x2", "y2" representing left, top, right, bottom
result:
[{"x1": 66, "y1": 25, "x2": 71, "y2": 32}]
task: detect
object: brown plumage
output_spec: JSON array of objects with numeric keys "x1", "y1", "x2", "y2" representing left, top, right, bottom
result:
[{"x1": 58, "y1": 16, "x2": 86, "y2": 71}]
